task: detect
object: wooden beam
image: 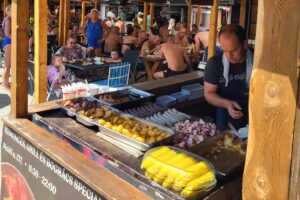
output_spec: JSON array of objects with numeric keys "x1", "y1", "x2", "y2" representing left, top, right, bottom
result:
[
  {"x1": 239, "y1": 0, "x2": 246, "y2": 28},
  {"x1": 63, "y1": 0, "x2": 70, "y2": 45},
  {"x1": 58, "y1": 0, "x2": 65, "y2": 46},
  {"x1": 10, "y1": 0, "x2": 29, "y2": 118},
  {"x1": 149, "y1": 2, "x2": 154, "y2": 27},
  {"x1": 243, "y1": 0, "x2": 300, "y2": 199},
  {"x1": 81, "y1": 1, "x2": 86, "y2": 27},
  {"x1": 288, "y1": 30, "x2": 300, "y2": 200},
  {"x1": 196, "y1": 5, "x2": 202, "y2": 28},
  {"x1": 33, "y1": 0, "x2": 48, "y2": 104},
  {"x1": 3, "y1": 0, "x2": 8, "y2": 17},
  {"x1": 207, "y1": 0, "x2": 219, "y2": 59},
  {"x1": 94, "y1": 0, "x2": 98, "y2": 9},
  {"x1": 143, "y1": 2, "x2": 148, "y2": 31},
  {"x1": 187, "y1": 0, "x2": 192, "y2": 33}
]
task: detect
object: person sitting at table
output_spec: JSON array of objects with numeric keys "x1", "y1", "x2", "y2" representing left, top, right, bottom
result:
[
  {"x1": 134, "y1": 25, "x2": 141, "y2": 38},
  {"x1": 154, "y1": 35, "x2": 191, "y2": 79},
  {"x1": 121, "y1": 25, "x2": 138, "y2": 54},
  {"x1": 105, "y1": 17, "x2": 113, "y2": 28},
  {"x1": 105, "y1": 50, "x2": 122, "y2": 63},
  {"x1": 104, "y1": 26, "x2": 123, "y2": 56},
  {"x1": 69, "y1": 24, "x2": 79, "y2": 37},
  {"x1": 175, "y1": 27, "x2": 189, "y2": 50},
  {"x1": 114, "y1": 17, "x2": 125, "y2": 34},
  {"x1": 159, "y1": 19, "x2": 169, "y2": 42},
  {"x1": 55, "y1": 34, "x2": 87, "y2": 61},
  {"x1": 47, "y1": 55, "x2": 75, "y2": 89},
  {"x1": 137, "y1": 30, "x2": 147, "y2": 48},
  {"x1": 141, "y1": 28, "x2": 161, "y2": 57}
]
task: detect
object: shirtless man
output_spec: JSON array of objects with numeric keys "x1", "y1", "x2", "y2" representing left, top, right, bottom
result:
[
  {"x1": 159, "y1": 20, "x2": 169, "y2": 42},
  {"x1": 175, "y1": 27, "x2": 189, "y2": 50},
  {"x1": 104, "y1": 26, "x2": 123, "y2": 54},
  {"x1": 114, "y1": 17, "x2": 125, "y2": 33},
  {"x1": 154, "y1": 35, "x2": 191, "y2": 79},
  {"x1": 194, "y1": 30, "x2": 209, "y2": 59},
  {"x1": 140, "y1": 28, "x2": 161, "y2": 57},
  {"x1": 122, "y1": 25, "x2": 138, "y2": 54},
  {"x1": 194, "y1": 29, "x2": 222, "y2": 61}
]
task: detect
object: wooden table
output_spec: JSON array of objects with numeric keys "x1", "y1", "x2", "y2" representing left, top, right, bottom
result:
[
  {"x1": 142, "y1": 56, "x2": 165, "y2": 81},
  {"x1": 64, "y1": 61, "x2": 111, "y2": 82}
]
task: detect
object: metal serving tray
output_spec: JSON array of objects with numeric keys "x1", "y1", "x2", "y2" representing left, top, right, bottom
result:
[
  {"x1": 94, "y1": 113, "x2": 176, "y2": 152},
  {"x1": 96, "y1": 132, "x2": 144, "y2": 157},
  {"x1": 55, "y1": 101, "x2": 77, "y2": 117},
  {"x1": 92, "y1": 87, "x2": 154, "y2": 109},
  {"x1": 56, "y1": 98, "x2": 119, "y2": 126},
  {"x1": 75, "y1": 114, "x2": 97, "y2": 127},
  {"x1": 56, "y1": 97, "x2": 99, "y2": 117}
]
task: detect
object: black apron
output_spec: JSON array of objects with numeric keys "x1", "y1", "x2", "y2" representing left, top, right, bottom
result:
[{"x1": 216, "y1": 78, "x2": 249, "y2": 130}]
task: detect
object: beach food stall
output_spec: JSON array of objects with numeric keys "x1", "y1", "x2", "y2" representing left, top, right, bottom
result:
[{"x1": 1, "y1": 0, "x2": 299, "y2": 199}]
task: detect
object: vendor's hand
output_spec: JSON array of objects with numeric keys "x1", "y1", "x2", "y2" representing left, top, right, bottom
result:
[{"x1": 226, "y1": 101, "x2": 243, "y2": 119}]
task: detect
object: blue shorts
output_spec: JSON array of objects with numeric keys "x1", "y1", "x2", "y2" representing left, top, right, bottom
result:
[{"x1": 2, "y1": 37, "x2": 11, "y2": 49}]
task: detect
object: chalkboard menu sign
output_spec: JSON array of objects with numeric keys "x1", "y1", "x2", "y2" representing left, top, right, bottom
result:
[{"x1": 1, "y1": 126, "x2": 105, "y2": 200}]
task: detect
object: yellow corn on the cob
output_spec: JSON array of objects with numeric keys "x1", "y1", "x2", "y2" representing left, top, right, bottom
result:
[{"x1": 184, "y1": 171, "x2": 216, "y2": 191}]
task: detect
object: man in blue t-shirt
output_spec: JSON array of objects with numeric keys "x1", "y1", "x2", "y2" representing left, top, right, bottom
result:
[{"x1": 204, "y1": 25, "x2": 253, "y2": 130}]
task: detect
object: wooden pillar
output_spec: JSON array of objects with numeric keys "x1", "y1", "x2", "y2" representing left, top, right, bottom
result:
[
  {"x1": 81, "y1": 1, "x2": 86, "y2": 27},
  {"x1": 33, "y1": 0, "x2": 48, "y2": 104},
  {"x1": 239, "y1": 0, "x2": 246, "y2": 28},
  {"x1": 58, "y1": 0, "x2": 65, "y2": 46},
  {"x1": 94, "y1": 0, "x2": 98, "y2": 9},
  {"x1": 143, "y1": 2, "x2": 148, "y2": 31},
  {"x1": 243, "y1": 0, "x2": 300, "y2": 199},
  {"x1": 10, "y1": 0, "x2": 29, "y2": 118},
  {"x1": 149, "y1": 2, "x2": 154, "y2": 27},
  {"x1": 63, "y1": 0, "x2": 70, "y2": 45},
  {"x1": 196, "y1": 6, "x2": 202, "y2": 28},
  {"x1": 3, "y1": 0, "x2": 8, "y2": 17},
  {"x1": 187, "y1": 0, "x2": 192, "y2": 33},
  {"x1": 207, "y1": 0, "x2": 219, "y2": 59}
]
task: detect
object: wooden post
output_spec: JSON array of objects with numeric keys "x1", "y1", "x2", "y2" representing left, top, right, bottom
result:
[
  {"x1": 243, "y1": 0, "x2": 300, "y2": 199},
  {"x1": 10, "y1": 0, "x2": 29, "y2": 118},
  {"x1": 3, "y1": 0, "x2": 8, "y2": 17},
  {"x1": 63, "y1": 0, "x2": 70, "y2": 45},
  {"x1": 33, "y1": 0, "x2": 48, "y2": 104},
  {"x1": 94, "y1": 0, "x2": 98, "y2": 9},
  {"x1": 58, "y1": 0, "x2": 65, "y2": 46},
  {"x1": 207, "y1": 0, "x2": 219, "y2": 59},
  {"x1": 150, "y1": 2, "x2": 154, "y2": 27},
  {"x1": 239, "y1": 0, "x2": 246, "y2": 28},
  {"x1": 81, "y1": 1, "x2": 86, "y2": 27},
  {"x1": 143, "y1": 2, "x2": 148, "y2": 31},
  {"x1": 187, "y1": 0, "x2": 192, "y2": 33},
  {"x1": 196, "y1": 5, "x2": 202, "y2": 29}
]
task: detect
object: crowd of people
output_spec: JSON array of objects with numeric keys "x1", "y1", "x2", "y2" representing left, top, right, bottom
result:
[
  {"x1": 0, "y1": 4, "x2": 252, "y2": 131},
  {"x1": 0, "y1": 4, "x2": 219, "y2": 91}
]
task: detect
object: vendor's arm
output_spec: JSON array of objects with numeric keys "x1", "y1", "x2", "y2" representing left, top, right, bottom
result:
[{"x1": 204, "y1": 82, "x2": 243, "y2": 119}]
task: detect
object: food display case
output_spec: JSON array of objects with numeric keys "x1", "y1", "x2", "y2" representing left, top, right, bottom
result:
[{"x1": 3, "y1": 72, "x2": 243, "y2": 200}]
